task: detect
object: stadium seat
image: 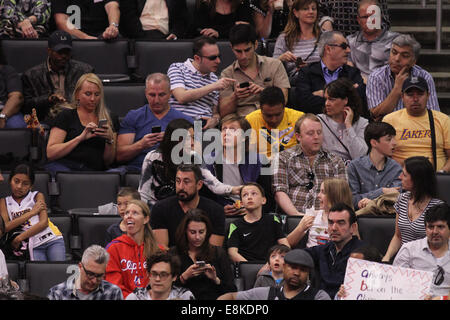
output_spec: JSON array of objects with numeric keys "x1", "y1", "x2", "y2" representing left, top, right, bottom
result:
[
  {"x1": 76, "y1": 215, "x2": 122, "y2": 250},
  {"x1": 0, "y1": 129, "x2": 33, "y2": 170},
  {"x1": 436, "y1": 173, "x2": 450, "y2": 205},
  {"x1": 0, "y1": 39, "x2": 48, "y2": 74},
  {"x1": 104, "y1": 84, "x2": 146, "y2": 118},
  {"x1": 134, "y1": 40, "x2": 193, "y2": 77},
  {"x1": 284, "y1": 216, "x2": 308, "y2": 249},
  {"x1": 6, "y1": 262, "x2": 20, "y2": 281},
  {"x1": 25, "y1": 261, "x2": 78, "y2": 298},
  {"x1": 55, "y1": 172, "x2": 121, "y2": 212},
  {"x1": 216, "y1": 41, "x2": 235, "y2": 75},
  {"x1": 357, "y1": 216, "x2": 395, "y2": 255},
  {"x1": 71, "y1": 39, "x2": 131, "y2": 82},
  {"x1": 124, "y1": 172, "x2": 141, "y2": 190},
  {"x1": 48, "y1": 214, "x2": 74, "y2": 260},
  {"x1": 235, "y1": 262, "x2": 265, "y2": 291}
]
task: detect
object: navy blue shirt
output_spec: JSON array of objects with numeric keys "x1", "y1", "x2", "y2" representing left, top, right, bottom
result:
[{"x1": 305, "y1": 237, "x2": 365, "y2": 298}]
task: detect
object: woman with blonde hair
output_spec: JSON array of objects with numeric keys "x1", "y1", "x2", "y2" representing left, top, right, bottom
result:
[
  {"x1": 272, "y1": 0, "x2": 321, "y2": 82},
  {"x1": 106, "y1": 199, "x2": 165, "y2": 298},
  {"x1": 45, "y1": 73, "x2": 118, "y2": 174},
  {"x1": 287, "y1": 178, "x2": 354, "y2": 248}
]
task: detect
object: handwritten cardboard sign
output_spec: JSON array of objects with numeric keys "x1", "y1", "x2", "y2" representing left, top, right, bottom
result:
[{"x1": 343, "y1": 258, "x2": 433, "y2": 300}]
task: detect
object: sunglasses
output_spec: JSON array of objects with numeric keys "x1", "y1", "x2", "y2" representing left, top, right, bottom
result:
[
  {"x1": 434, "y1": 265, "x2": 445, "y2": 286},
  {"x1": 150, "y1": 271, "x2": 171, "y2": 281},
  {"x1": 200, "y1": 54, "x2": 221, "y2": 61},
  {"x1": 81, "y1": 263, "x2": 105, "y2": 280},
  {"x1": 328, "y1": 42, "x2": 350, "y2": 50},
  {"x1": 302, "y1": 171, "x2": 315, "y2": 190}
]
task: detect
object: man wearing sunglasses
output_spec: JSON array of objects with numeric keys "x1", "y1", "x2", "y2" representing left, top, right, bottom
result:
[
  {"x1": 393, "y1": 203, "x2": 450, "y2": 297},
  {"x1": 168, "y1": 36, "x2": 235, "y2": 130},
  {"x1": 48, "y1": 245, "x2": 123, "y2": 300},
  {"x1": 294, "y1": 30, "x2": 367, "y2": 116}
]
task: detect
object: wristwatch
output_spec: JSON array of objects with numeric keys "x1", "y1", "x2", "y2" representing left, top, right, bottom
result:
[
  {"x1": 0, "y1": 112, "x2": 7, "y2": 121},
  {"x1": 110, "y1": 22, "x2": 119, "y2": 28}
]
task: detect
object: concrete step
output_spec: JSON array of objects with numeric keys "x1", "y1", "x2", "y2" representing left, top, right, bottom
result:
[
  {"x1": 418, "y1": 49, "x2": 450, "y2": 72},
  {"x1": 437, "y1": 93, "x2": 450, "y2": 115},
  {"x1": 431, "y1": 72, "x2": 450, "y2": 91},
  {"x1": 390, "y1": 26, "x2": 450, "y2": 49},
  {"x1": 388, "y1": 0, "x2": 450, "y2": 4},
  {"x1": 389, "y1": 4, "x2": 450, "y2": 27}
]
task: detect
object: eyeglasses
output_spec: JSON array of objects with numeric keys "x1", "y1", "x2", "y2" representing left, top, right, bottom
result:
[
  {"x1": 328, "y1": 42, "x2": 350, "y2": 50},
  {"x1": 434, "y1": 265, "x2": 445, "y2": 286},
  {"x1": 150, "y1": 271, "x2": 171, "y2": 280},
  {"x1": 200, "y1": 54, "x2": 221, "y2": 61},
  {"x1": 81, "y1": 263, "x2": 105, "y2": 280},
  {"x1": 302, "y1": 171, "x2": 315, "y2": 190}
]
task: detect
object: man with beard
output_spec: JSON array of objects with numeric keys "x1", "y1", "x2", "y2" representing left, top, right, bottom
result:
[
  {"x1": 150, "y1": 164, "x2": 225, "y2": 248},
  {"x1": 21, "y1": 30, "x2": 94, "y2": 126},
  {"x1": 304, "y1": 202, "x2": 364, "y2": 298},
  {"x1": 218, "y1": 248, "x2": 330, "y2": 300},
  {"x1": 393, "y1": 203, "x2": 450, "y2": 297}
]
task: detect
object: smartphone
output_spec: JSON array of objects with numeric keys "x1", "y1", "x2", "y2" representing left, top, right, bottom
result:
[
  {"x1": 98, "y1": 119, "x2": 107, "y2": 128},
  {"x1": 196, "y1": 261, "x2": 206, "y2": 268},
  {"x1": 239, "y1": 81, "x2": 250, "y2": 88},
  {"x1": 295, "y1": 57, "x2": 304, "y2": 67},
  {"x1": 151, "y1": 125, "x2": 161, "y2": 133}
]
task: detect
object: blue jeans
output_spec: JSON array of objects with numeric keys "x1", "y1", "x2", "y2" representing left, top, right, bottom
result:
[
  {"x1": 5, "y1": 113, "x2": 26, "y2": 128},
  {"x1": 33, "y1": 238, "x2": 66, "y2": 261}
]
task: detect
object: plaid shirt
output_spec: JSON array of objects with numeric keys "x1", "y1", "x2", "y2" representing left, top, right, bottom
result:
[
  {"x1": 1, "y1": 0, "x2": 50, "y2": 26},
  {"x1": 48, "y1": 276, "x2": 123, "y2": 300},
  {"x1": 273, "y1": 145, "x2": 347, "y2": 213}
]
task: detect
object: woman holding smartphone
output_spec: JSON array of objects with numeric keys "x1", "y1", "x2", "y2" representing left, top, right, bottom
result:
[
  {"x1": 45, "y1": 73, "x2": 118, "y2": 174},
  {"x1": 170, "y1": 208, "x2": 236, "y2": 300}
]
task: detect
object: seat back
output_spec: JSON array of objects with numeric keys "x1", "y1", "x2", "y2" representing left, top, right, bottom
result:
[
  {"x1": 237, "y1": 262, "x2": 265, "y2": 290},
  {"x1": 216, "y1": 41, "x2": 235, "y2": 75},
  {"x1": 124, "y1": 172, "x2": 141, "y2": 190},
  {"x1": 284, "y1": 216, "x2": 308, "y2": 249},
  {"x1": 6, "y1": 262, "x2": 20, "y2": 281},
  {"x1": 55, "y1": 172, "x2": 121, "y2": 211},
  {"x1": 358, "y1": 216, "x2": 395, "y2": 255},
  {"x1": 71, "y1": 40, "x2": 130, "y2": 80},
  {"x1": 0, "y1": 129, "x2": 32, "y2": 170},
  {"x1": 0, "y1": 171, "x2": 51, "y2": 204},
  {"x1": 25, "y1": 261, "x2": 78, "y2": 298},
  {"x1": 77, "y1": 215, "x2": 122, "y2": 250},
  {"x1": 134, "y1": 41, "x2": 193, "y2": 77},
  {"x1": 1, "y1": 39, "x2": 48, "y2": 73},
  {"x1": 436, "y1": 173, "x2": 450, "y2": 205},
  {"x1": 104, "y1": 84, "x2": 146, "y2": 118}
]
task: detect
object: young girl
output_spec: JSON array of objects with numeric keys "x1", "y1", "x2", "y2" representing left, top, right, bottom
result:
[{"x1": 0, "y1": 164, "x2": 65, "y2": 261}]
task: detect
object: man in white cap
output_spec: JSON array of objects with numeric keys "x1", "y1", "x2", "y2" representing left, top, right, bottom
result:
[{"x1": 218, "y1": 249, "x2": 330, "y2": 300}]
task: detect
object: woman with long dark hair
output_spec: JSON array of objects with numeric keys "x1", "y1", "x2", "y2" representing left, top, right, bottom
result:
[
  {"x1": 138, "y1": 118, "x2": 241, "y2": 206},
  {"x1": 317, "y1": 77, "x2": 368, "y2": 163},
  {"x1": 171, "y1": 208, "x2": 236, "y2": 300},
  {"x1": 382, "y1": 156, "x2": 444, "y2": 262}
]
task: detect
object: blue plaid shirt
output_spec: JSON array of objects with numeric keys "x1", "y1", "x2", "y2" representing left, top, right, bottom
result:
[{"x1": 48, "y1": 277, "x2": 123, "y2": 300}]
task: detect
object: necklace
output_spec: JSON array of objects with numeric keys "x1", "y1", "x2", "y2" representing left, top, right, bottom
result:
[{"x1": 408, "y1": 198, "x2": 430, "y2": 221}]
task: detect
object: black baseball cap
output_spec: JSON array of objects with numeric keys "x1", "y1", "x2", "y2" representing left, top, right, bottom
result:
[
  {"x1": 48, "y1": 30, "x2": 72, "y2": 51},
  {"x1": 402, "y1": 76, "x2": 428, "y2": 93},
  {"x1": 283, "y1": 249, "x2": 314, "y2": 269}
]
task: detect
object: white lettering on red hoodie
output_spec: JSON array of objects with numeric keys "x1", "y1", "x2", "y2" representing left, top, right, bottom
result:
[{"x1": 105, "y1": 234, "x2": 149, "y2": 298}]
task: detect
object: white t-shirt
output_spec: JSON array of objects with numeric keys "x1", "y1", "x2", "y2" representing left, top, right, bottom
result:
[
  {"x1": 0, "y1": 250, "x2": 7, "y2": 279},
  {"x1": 306, "y1": 210, "x2": 329, "y2": 247}
]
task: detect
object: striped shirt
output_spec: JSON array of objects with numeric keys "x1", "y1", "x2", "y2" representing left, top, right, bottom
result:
[
  {"x1": 366, "y1": 64, "x2": 440, "y2": 112},
  {"x1": 273, "y1": 145, "x2": 347, "y2": 213},
  {"x1": 272, "y1": 34, "x2": 320, "y2": 78},
  {"x1": 168, "y1": 58, "x2": 219, "y2": 119},
  {"x1": 394, "y1": 192, "x2": 443, "y2": 245}
]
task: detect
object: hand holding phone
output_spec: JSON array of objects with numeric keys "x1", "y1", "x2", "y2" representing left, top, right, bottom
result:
[
  {"x1": 151, "y1": 125, "x2": 161, "y2": 133},
  {"x1": 239, "y1": 82, "x2": 250, "y2": 88},
  {"x1": 196, "y1": 261, "x2": 206, "y2": 268},
  {"x1": 98, "y1": 119, "x2": 108, "y2": 128}
]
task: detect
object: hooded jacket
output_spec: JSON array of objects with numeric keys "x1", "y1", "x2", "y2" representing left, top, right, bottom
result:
[{"x1": 105, "y1": 234, "x2": 149, "y2": 298}]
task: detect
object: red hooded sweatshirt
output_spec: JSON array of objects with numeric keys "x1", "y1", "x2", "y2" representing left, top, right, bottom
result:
[{"x1": 105, "y1": 234, "x2": 149, "y2": 298}]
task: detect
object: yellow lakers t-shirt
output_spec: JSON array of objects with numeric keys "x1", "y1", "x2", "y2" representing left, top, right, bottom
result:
[
  {"x1": 246, "y1": 108, "x2": 304, "y2": 158},
  {"x1": 383, "y1": 109, "x2": 450, "y2": 170}
]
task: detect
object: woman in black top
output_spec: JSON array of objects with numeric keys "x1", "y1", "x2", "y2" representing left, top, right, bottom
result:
[
  {"x1": 45, "y1": 73, "x2": 117, "y2": 174},
  {"x1": 191, "y1": 0, "x2": 253, "y2": 39},
  {"x1": 170, "y1": 208, "x2": 236, "y2": 300}
]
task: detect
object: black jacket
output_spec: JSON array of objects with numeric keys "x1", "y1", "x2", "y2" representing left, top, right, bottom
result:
[
  {"x1": 119, "y1": 0, "x2": 188, "y2": 39},
  {"x1": 293, "y1": 61, "x2": 367, "y2": 116}
]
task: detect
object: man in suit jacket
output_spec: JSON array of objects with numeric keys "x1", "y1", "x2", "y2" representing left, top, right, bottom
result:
[
  {"x1": 293, "y1": 31, "x2": 367, "y2": 117},
  {"x1": 119, "y1": 0, "x2": 187, "y2": 40}
]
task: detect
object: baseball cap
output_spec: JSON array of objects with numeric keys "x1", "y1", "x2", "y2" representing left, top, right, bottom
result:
[
  {"x1": 48, "y1": 30, "x2": 72, "y2": 51},
  {"x1": 283, "y1": 249, "x2": 314, "y2": 269},
  {"x1": 402, "y1": 76, "x2": 428, "y2": 93}
]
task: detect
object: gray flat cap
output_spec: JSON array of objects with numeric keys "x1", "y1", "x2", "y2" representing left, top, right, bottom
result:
[{"x1": 283, "y1": 249, "x2": 314, "y2": 269}]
